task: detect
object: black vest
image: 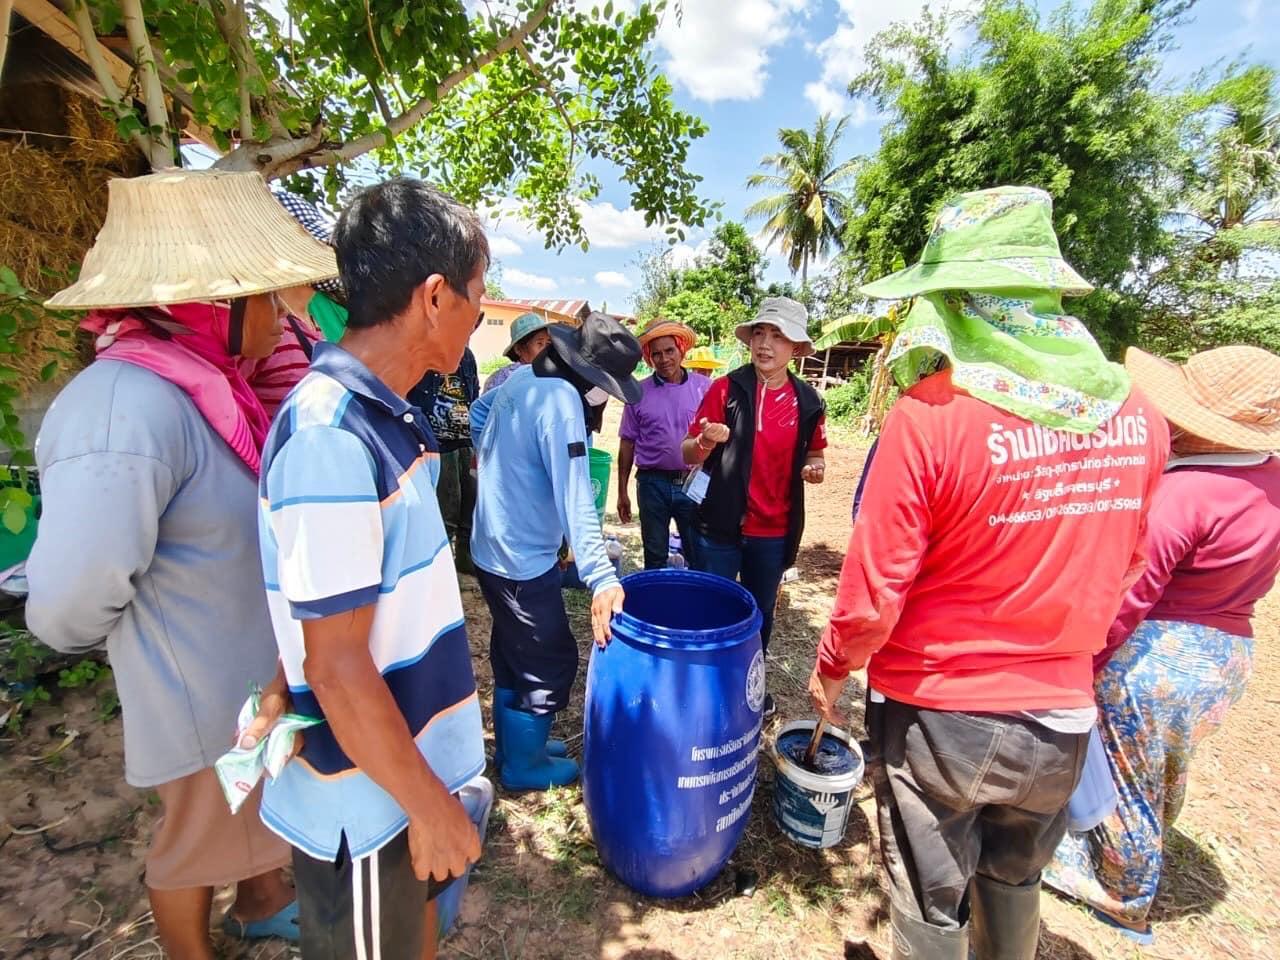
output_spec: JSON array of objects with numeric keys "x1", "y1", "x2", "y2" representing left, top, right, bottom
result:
[{"x1": 695, "y1": 364, "x2": 825, "y2": 567}]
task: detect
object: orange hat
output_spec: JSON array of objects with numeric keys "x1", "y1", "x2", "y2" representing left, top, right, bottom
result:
[{"x1": 636, "y1": 318, "x2": 696, "y2": 361}]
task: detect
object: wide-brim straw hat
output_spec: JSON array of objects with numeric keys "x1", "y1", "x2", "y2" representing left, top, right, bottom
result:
[
  {"x1": 637, "y1": 318, "x2": 696, "y2": 355},
  {"x1": 47, "y1": 170, "x2": 339, "y2": 310},
  {"x1": 860, "y1": 186, "x2": 1093, "y2": 301},
  {"x1": 1125, "y1": 345, "x2": 1280, "y2": 452},
  {"x1": 734, "y1": 296, "x2": 815, "y2": 358},
  {"x1": 683, "y1": 345, "x2": 726, "y2": 370}
]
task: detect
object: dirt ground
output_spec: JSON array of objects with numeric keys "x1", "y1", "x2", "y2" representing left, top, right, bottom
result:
[{"x1": 2, "y1": 411, "x2": 1279, "y2": 959}]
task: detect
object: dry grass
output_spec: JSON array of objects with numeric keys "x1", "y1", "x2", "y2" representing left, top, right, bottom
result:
[{"x1": 0, "y1": 85, "x2": 144, "y2": 388}]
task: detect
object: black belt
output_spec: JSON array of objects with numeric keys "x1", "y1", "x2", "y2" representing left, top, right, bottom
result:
[{"x1": 637, "y1": 468, "x2": 686, "y2": 482}]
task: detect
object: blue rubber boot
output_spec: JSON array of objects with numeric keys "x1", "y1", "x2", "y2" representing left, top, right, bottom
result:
[
  {"x1": 496, "y1": 702, "x2": 579, "y2": 791},
  {"x1": 492, "y1": 688, "x2": 567, "y2": 769}
]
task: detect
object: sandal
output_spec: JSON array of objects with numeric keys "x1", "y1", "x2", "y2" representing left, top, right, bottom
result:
[
  {"x1": 1089, "y1": 907, "x2": 1154, "y2": 946},
  {"x1": 221, "y1": 899, "x2": 300, "y2": 942}
]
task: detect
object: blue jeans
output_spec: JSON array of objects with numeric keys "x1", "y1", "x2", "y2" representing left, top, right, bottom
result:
[
  {"x1": 636, "y1": 471, "x2": 700, "y2": 570},
  {"x1": 693, "y1": 533, "x2": 786, "y2": 653}
]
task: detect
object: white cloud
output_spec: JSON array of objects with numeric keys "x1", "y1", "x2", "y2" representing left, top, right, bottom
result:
[
  {"x1": 504, "y1": 268, "x2": 558, "y2": 292},
  {"x1": 803, "y1": 81, "x2": 847, "y2": 116},
  {"x1": 488, "y1": 235, "x2": 523, "y2": 258},
  {"x1": 807, "y1": 1, "x2": 978, "y2": 122},
  {"x1": 484, "y1": 197, "x2": 675, "y2": 250},
  {"x1": 566, "y1": 276, "x2": 587, "y2": 285},
  {"x1": 594, "y1": 270, "x2": 633, "y2": 289},
  {"x1": 1242, "y1": 0, "x2": 1261, "y2": 26},
  {"x1": 668, "y1": 238, "x2": 713, "y2": 269},
  {"x1": 656, "y1": 0, "x2": 812, "y2": 103},
  {"x1": 574, "y1": 200, "x2": 670, "y2": 249}
]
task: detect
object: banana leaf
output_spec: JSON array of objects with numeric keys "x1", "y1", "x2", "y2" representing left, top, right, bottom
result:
[{"x1": 814, "y1": 312, "x2": 896, "y2": 350}]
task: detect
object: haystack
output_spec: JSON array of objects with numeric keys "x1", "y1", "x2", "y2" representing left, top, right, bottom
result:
[{"x1": 0, "y1": 75, "x2": 148, "y2": 389}]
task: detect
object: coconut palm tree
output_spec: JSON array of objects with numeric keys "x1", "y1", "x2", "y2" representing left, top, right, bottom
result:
[
  {"x1": 744, "y1": 114, "x2": 859, "y2": 286},
  {"x1": 1184, "y1": 66, "x2": 1280, "y2": 234}
]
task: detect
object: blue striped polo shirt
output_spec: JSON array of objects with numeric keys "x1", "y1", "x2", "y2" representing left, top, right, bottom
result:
[{"x1": 256, "y1": 342, "x2": 485, "y2": 861}]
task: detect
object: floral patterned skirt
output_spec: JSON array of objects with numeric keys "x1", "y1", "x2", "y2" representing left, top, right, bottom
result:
[{"x1": 1044, "y1": 620, "x2": 1254, "y2": 924}]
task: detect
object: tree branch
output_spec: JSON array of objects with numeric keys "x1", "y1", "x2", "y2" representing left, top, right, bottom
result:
[
  {"x1": 212, "y1": 120, "x2": 327, "y2": 173},
  {"x1": 288, "y1": 0, "x2": 554, "y2": 174},
  {"x1": 363, "y1": 0, "x2": 406, "y2": 114},
  {"x1": 208, "y1": 0, "x2": 283, "y2": 141},
  {"x1": 120, "y1": 0, "x2": 173, "y2": 169},
  {"x1": 215, "y1": 0, "x2": 553, "y2": 178},
  {"x1": 70, "y1": 1, "x2": 153, "y2": 161},
  {"x1": 516, "y1": 38, "x2": 575, "y2": 162}
]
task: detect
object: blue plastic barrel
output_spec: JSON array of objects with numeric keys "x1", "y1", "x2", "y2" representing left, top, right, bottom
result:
[{"x1": 583, "y1": 569, "x2": 765, "y2": 898}]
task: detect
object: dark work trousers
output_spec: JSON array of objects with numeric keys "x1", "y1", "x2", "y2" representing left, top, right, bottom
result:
[
  {"x1": 437, "y1": 445, "x2": 476, "y2": 571},
  {"x1": 866, "y1": 696, "x2": 1088, "y2": 928},
  {"x1": 693, "y1": 533, "x2": 787, "y2": 653},
  {"x1": 636, "y1": 469, "x2": 700, "y2": 569},
  {"x1": 475, "y1": 562, "x2": 577, "y2": 715},
  {"x1": 293, "y1": 829, "x2": 454, "y2": 960}
]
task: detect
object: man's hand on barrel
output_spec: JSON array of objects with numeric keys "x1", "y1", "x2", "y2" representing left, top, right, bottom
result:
[
  {"x1": 591, "y1": 584, "x2": 625, "y2": 647},
  {"x1": 807, "y1": 665, "x2": 849, "y2": 727},
  {"x1": 408, "y1": 791, "x2": 481, "y2": 883}
]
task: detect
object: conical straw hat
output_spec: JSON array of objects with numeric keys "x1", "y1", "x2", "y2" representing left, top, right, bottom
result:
[{"x1": 47, "y1": 169, "x2": 339, "y2": 310}]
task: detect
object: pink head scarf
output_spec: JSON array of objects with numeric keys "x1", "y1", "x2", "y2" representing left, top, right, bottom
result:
[{"x1": 80, "y1": 302, "x2": 272, "y2": 474}]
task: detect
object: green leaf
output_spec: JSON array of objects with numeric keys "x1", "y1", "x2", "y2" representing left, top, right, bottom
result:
[
  {"x1": 815, "y1": 313, "x2": 897, "y2": 349},
  {"x1": 2, "y1": 502, "x2": 27, "y2": 536},
  {"x1": 39, "y1": 361, "x2": 58, "y2": 382}
]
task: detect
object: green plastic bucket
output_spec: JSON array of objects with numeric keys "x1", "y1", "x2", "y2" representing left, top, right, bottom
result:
[{"x1": 588, "y1": 448, "x2": 612, "y2": 523}]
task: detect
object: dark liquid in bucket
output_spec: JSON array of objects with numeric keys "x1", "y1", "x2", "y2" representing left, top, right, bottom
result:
[{"x1": 777, "y1": 730, "x2": 859, "y2": 775}]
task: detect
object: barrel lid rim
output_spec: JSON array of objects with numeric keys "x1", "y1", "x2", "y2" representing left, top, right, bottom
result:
[{"x1": 611, "y1": 569, "x2": 764, "y2": 650}]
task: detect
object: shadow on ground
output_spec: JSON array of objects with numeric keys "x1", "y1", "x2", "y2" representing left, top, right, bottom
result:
[{"x1": 1149, "y1": 827, "x2": 1229, "y2": 922}]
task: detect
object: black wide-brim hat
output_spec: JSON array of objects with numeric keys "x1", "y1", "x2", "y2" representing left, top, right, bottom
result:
[{"x1": 547, "y1": 312, "x2": 644, "y2": 404}]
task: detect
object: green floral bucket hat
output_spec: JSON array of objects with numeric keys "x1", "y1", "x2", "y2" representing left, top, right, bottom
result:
[{"x1": 860, "y1": 186, "x2": 1093, "y2": 300}]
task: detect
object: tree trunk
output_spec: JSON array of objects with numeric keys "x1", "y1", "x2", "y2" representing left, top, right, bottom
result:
[
  {"x1": 121, "y1": 0, "x2": 174, "y2": 169},
  {"x1": 0, "y1": 0, "x2": 14, "y2": 83}
]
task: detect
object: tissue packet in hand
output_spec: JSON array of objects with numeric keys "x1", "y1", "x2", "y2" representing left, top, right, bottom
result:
[
  {"x1": 215, "y1": 690, "x2": 269, "y2": 815},
  {"x1": 214, "y1": 688, "x2": 322, "y2": 814}
]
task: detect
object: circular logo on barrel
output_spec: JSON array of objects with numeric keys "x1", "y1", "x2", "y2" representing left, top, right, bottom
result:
[{"x1": 746, "y1": 649, "x2": 766, "y2": 713}]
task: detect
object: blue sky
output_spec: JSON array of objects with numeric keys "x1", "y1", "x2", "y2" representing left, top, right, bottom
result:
[{"x1": 485, "y1": 0, "x2": 1279, "y2": 314}]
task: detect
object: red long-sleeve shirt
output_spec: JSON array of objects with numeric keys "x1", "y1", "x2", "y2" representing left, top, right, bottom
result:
[{"x1": 818, "y1": 370, "x2": 1168, "y2": 712}]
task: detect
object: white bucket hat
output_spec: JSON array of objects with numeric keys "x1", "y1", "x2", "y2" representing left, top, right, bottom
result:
[{"x1": 734, "y1": 297, "x2": 814, "y2": 358}]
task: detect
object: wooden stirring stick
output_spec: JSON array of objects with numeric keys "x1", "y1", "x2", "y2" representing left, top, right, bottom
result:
[{"x1": 803, "y1": 718, "x2": 826, "y2": 768}]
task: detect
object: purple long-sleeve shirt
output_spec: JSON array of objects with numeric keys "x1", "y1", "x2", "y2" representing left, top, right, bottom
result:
[{"x1": 1101, "y1": 455, "x2": 1280, "y2": 666}]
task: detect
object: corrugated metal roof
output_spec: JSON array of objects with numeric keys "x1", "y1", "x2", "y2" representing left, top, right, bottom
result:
[{"x1": 504, "y1": 298, "x2": 590, "y2": 318}]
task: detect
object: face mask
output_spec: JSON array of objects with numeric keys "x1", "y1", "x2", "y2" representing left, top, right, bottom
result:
[{"x1": 584, "y1": 386, "x2": 610, "y2": 406}]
